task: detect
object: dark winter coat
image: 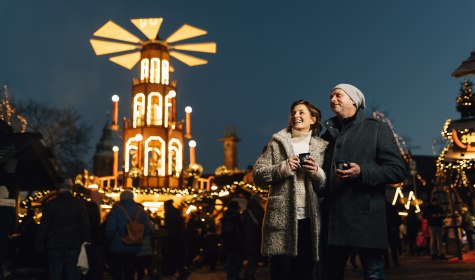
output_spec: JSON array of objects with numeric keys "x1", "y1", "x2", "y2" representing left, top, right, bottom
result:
[
  {"x1": 242, "y1": 199, "x2": 264, "y2": 255},
  {"x1": 0, "y1": 200, "x2": 16, "y2": 263},
  {"x1": 322, "y1": 110, "x2": 407, "y2": 249},
  {"x1": 164, "y1": 203, "x2": 186, "y2": 251},
  {"x1": 36, "y1": 191, "x2": 91, "y2": 251},
  {"x1": 221, "y1": 208, "x2": 244, "y2": 252}
]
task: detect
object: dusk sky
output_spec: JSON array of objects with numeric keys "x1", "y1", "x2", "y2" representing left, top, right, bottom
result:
[{"x1": 1, "y1": 0, "x2": 474, "y2": 173}]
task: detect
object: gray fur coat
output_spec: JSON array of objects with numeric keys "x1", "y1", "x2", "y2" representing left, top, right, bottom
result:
[{"x1": 252, "y1": 129, "x2": 327, "y2": 261}]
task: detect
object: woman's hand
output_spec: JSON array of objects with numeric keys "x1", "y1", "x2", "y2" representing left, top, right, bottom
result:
[
  {"x1": 301, "y1": 156, "x2": 319, "y2": 174},
  {"x1": 287, "y1": 156, "x2": 300, "y2": 171}
]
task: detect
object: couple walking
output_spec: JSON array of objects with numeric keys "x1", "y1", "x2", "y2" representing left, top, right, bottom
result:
[{"x1": 252, "y1": 83, "x2": 407, "y2": 280}]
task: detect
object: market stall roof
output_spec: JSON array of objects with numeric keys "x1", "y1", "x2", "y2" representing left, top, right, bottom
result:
[
  {"x1": 452, "y1": 51, "x2": 475, "y2": 78},
  {"x1": 0, "y1": 126, "x2": 62, "y2": 191}
]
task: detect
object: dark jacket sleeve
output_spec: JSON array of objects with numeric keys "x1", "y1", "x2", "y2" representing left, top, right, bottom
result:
[
  {"x1": 80, "y1": 201, "x2": 91, "y2": 243},
  {"x1": 360, "y1": 122, "x2": 407, "y2": 186}
]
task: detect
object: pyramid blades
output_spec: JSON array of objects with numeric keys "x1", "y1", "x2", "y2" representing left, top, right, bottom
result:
[
  {"x1": 170, "y1": 42, "x2": 216, "y2": 53},
  {"x1": 109, "y1": 52, "x2": 141, "y2": 69},
  {"x1": 93, "y1": 20, "x2": 141, "y2": 43},
  {"x1": 170, "y1": 51, "x2": 208, "y2": 66},
  {"x1": 90, "y1": 39, "x2": 139, "y2": 55},
  {"x1": 165, "y1": 24, "x2": 207, "y2": 43},
  {"x1": 131, "y1": 18, "x2": 163, "y2": 40}
]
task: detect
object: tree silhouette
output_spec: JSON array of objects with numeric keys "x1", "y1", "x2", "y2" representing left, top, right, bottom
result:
[{"x1": 15, "y1": 99, "x2": 91, "y2": 178}]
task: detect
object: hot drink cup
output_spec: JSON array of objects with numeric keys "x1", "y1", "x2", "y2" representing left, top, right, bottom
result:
[
  {"x1": 298, "y1": 153, "x2": 310, "y2": 166},
  {"x1": 336, "y1": 160, "x2": 350, "y2": 170}
]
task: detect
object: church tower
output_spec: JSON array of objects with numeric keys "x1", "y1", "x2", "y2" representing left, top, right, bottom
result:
[{"x1": 220, "y1": 128, "x2": 240, "y2": 170}]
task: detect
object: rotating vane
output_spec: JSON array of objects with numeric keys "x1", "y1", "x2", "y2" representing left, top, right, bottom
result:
[{"x1": 89, "y1": 18, "x2": 216, "y2": 70}]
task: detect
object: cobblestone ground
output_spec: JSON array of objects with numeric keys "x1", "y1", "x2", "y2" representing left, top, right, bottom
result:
[
  {"x1": 182, "y1": 252, "x2": 475, "y2": 280},
  {"x1": 7, "y1": 252, "x2": 475, "y2": 279},
  {"x1": 344, "y1": 254, "x2": 475, "y2": 280}
]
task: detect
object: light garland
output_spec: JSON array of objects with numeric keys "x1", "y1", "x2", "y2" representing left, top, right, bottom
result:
[
  {"x1": 0, "y1": 84, "x2": 27, "y2": 132},
  {"x1": 435, "y1": 80, "x2": 475, "y2": 188}
]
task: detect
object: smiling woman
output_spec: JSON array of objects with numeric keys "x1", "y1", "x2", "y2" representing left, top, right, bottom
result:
[{"x1": 252, "y1": 99, "x2": 327, "y2": 280}]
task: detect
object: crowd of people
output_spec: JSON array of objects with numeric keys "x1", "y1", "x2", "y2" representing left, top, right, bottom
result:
[
  {"x1": 2, "y1": 183, "x2": 268, "y2": 280},
  {"x1": 1, "y1": 83, "x2": 475, "y2": 280}
]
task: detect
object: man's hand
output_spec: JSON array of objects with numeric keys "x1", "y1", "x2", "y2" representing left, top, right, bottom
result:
[{"x1": 336, "y1": 162, "x2": 361, "y2": 180}]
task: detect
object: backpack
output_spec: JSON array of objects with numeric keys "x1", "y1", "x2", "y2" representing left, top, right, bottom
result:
[{"x1": 118, "y1": 205, "x2": 145, "y2": 245}]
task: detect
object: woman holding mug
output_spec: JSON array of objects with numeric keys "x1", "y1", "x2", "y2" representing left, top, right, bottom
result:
[{"x1": 252, "y1": 100, "x2": 327, "y2": 280}]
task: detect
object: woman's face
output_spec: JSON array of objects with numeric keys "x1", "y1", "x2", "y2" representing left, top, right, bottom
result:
[{"x1": 289, "y1": 104, "x2": 316, "y2": 132}]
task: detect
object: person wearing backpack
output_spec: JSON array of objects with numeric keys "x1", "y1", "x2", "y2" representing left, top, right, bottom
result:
[{"x1": 105, "y1": 190, "x2": 151, "y2": 280}]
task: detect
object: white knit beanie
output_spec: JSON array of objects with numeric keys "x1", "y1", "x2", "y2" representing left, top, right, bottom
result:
[{"x1": 333, "y1": 83, "x2": 366, "y2": 109}]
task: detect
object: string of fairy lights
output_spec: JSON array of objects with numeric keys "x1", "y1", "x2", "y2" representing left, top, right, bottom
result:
[
  {"x1": 0, "y1": 84, "x2": 27, "y2": 133},
  {"x1": 372, "y1": 111, "x2": 424, "y2": 213},
  {"x1": 20, "y1": 179, "x2": 269, "y2": 214},
  {"x1": 436, "y1": 81, "x2": 475, "y2": 189}
]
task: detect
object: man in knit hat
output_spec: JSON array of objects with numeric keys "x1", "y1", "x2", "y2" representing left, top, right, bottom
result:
[{"x1": 320, "y1": 84, "x2": 407, "y2": 280}]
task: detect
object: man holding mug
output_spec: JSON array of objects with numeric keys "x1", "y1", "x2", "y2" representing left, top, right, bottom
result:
[{"x1": 320, "y1": 84, "x2": 407, "y2": 280}]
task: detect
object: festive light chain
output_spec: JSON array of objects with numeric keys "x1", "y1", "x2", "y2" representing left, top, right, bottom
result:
[
  {"x1": 441, "y1": 119, "x2": 452, "y2": 139},
  {"x1": 372, "y1": 112, "x2": 407, "y2": 157},
  {"x1": 0, "y1": 84, "x2": 28, "y2": 132},
  {"x1": 372, "y1": 111, "x2": 430, "y2": 188}
]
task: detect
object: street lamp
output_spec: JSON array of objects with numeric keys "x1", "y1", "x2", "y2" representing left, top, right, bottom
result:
[
  {"x1": 185, "y1": 106, "x2": 192, "y2": 139},
  {"x1": 111, "y1": 95, "x2": 119, "y2": 131},
  {"x1": 112, "y1": 146, "x2": 119, "y2": 184}
]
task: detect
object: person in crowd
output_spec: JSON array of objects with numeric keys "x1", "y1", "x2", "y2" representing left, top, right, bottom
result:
[
  {"x1": 36, "y1": 180, "x2": 91, "y2": 280},
  {"x1": 0, "y1": 185, "x2": 16, "y2": 279},
  {"x1": 185, "y1": 212, "x2": 202, "y2": 269},
  {"x1": 252, "y1": 100, "x2": 327, "y2": 280},
  {"x1": 220, "y1": 200, "x2": 244, "y2": 280},
  {"x1": 84, "y1": 188, "x2": 103, "y2": 280},
  {"x1": 460, "y1": 206, "x2": 474, "y2": 251},
  {"x1": 384, "y1": 202, "x2": 402, "y2": 268},
  {"x1": 203, "y1": 220, "x2": 219, "y2": 271},
  {"x1": 321, "y1": 84, "x2": 407, "y2": 280},
  {"x1": 242, "y1": 194, "x2": 265, "y2": 280},
  {"x1": 424, "y1": 197, "x2": 445, "y2": 260},
  {"x1": 135, "y1": 221, "x2": 153, "y2": 280},
  {"x1": 105, "y1": 190, "x2": 150, "y2": 280},
  {"x1": 443, "y1": 211, "x2": 463, "y2": 256},
  {"x1": 406, "y1": 211, "x2": 420, "y2": 256},
  {"x1": 419, "y1": 217, "x2": 430, "y2": 256},
  {"x1": 163, "y1": 199, "x2": 188, "y2": 279}
]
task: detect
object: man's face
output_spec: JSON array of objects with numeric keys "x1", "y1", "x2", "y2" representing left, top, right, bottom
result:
[{"x1": 330, "y1": 88, "x2": 357, "y2": 118}]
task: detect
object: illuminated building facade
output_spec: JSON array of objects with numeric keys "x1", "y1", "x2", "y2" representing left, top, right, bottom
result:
[
  {"x1": 123, "y1": 43, "x2": 184, "y2": 188},
  {"x1": 89, "y1": 18, "x2": 216, "y2": 189}
]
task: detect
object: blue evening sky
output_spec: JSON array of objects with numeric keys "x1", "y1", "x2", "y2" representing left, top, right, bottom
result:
[{"x1": 0, "y1": 0, "x2": 472, "y2": 173}]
